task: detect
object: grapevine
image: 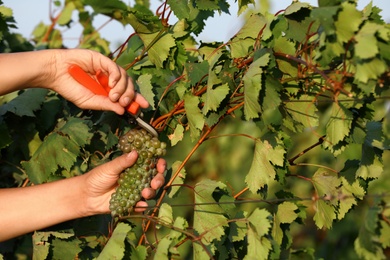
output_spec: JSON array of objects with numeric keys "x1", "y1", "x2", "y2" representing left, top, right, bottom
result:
[{"x1": 0, "y1": 0, "x2": 389, "y2": 259}]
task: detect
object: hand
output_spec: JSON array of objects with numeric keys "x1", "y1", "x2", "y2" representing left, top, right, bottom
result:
[
  {"x1": 44, "y1": 49, "x2": 149, "y2": 115},
  {"x1": 81, "y1": 150, "x2": 166, "y2": 215}
]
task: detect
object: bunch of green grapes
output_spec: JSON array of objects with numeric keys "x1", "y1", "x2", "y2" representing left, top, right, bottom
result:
[{"x1": 109, "y1": 128, "x2": 166, "y2": 217}]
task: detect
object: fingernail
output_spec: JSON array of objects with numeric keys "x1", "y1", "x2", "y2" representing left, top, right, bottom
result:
[
  {"x1": 111, "y1": 93, "x2": 119, "y2": 101},
  {"x1": 123, "y1": 97, "x2": 130, "y2": 106},
  {"x1": 155, "y1": 180, "x2": 164, "y2": 188}
]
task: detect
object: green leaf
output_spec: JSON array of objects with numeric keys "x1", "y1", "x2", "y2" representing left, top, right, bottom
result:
[
  {"x1": 277, "y1": 202, "x2": 298, "y2": 224},
  {"x1": 84, "y1": 0, "x2": 127, "y2": 14},
  {"x1": 154, "y1": 236, "x2": 173, "y2": 259},
  {"x1": 158, "y1": 203, "x2": 173, "y2": 226},
  {"x1": 284, "y1": 95, "x2": 319, "y2": 130},
  {"x1": 245, "y1": 208, "x2": 272, "y2": 260},
  {"x1": 193, "y1": 179, "x2": 229, "y2": 244},
  {"x1": 202, "y1": 78, "x2": 229, "y2": 114},
  {"x1": 229, "y1": 14, "x2": 266, "y2": 57},
  {"x1": 311, "y1": 6, "x2": 339, "y2": 35},
  {"x1": 365, "y1": 121, "x2": 390, "y2": 150},
  {"x1": 184, "y1": 93, "x2": 204, "y2": 139},
  {"x1": 313, "y1": 200, "x2": 336, "y2": 229},
  {"x1": 243, "y1": 53, "x2": 270, "y2": 120},
  {"x1": 57, "y1": 2, "x2": 75, "y2": 25},
  {"x1": 379, "y1": 220, "x2": 390, "y2": 248},
  {"x1": 355, "y1": 22, "x2": 381, "y2": 59},
  {"x1": 97, "y1": 222, "x2": 132, "y2": 260},
  {"x1": 22, "y1": 118, "x2": 93, "y2": 184},
  {"x1": 52, "y1": 236, "x2": 82, "y2": 260},
  {"x1": 237, "y1": 0, "x2": 255, "y2": 15},
  {"x1": 185, "y1": 60, "x2": 209, "y2": 85},
  {"x1": 137, "y1": 73, "x2": 155, "y2": 109},
  {"x1": 138, "y1": 31, "x2": 176, "y2": 68},
  {"x1": 355, "y1": 58, "x2": 387, "y2": 83},
  {"x1": 272, "y1": 202, "x2": 298, "y2": 245},
  {"x1": 245, "y1": 139, "x2": 285, "y2": 193},
  {"x1": 284, "y1": 2, "x2": 311, "y2": 16},
  {"x1": 312, "y1": 169, "x2": 341, "y2": 199},
  {"x1": 168, "y1": 160, "x2": 186, "y2": 198},
  {"x1": 169, "y1": 124, "x2": 184, "y2": 146},
  {"x1": 325, "y1": 102, "x2": 353, "y2": 146},
  {"x1": 334, "y1": 2, "x2": 362, "y2": 43},
  {"x1": 131, "y1": 245, "x2": 148, "y2": 260},
  {"x1": 338, "y1": 178, "x2": 365, "y2": 219},
  {"x1": 0, "y1": 89, "x2": 48, "y2": 117},
  {"x1": 167, "y1": 0, "x2": 190, "y2": 19}
]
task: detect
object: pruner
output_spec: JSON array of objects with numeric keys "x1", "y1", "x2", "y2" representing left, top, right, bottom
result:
[{"x1": 68, "y1": 64, "x2": 158, "y2": 137}]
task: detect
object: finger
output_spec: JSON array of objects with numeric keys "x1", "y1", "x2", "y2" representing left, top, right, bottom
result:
[
  {"x1": 134, "y1": 201, "x2": 149, "y2": 212},
  {"x1": 94, "y1": 150, "x2": 138, "y2": 178},
  {"x1": 134, "y1": 93, "x2": 149, "y2": 109},
  {"x1": 118, "y1": 76, "x2": 135, "y2": 107},
  {"x1": 156, "y1": 158, "x2": 167, "y2": 175},
  {"x1": 141, "y1": 187, "x2": 156, "y2": 200},
  {"x1": 150, "y1": 173, "x2": 165, "y2": 190}
]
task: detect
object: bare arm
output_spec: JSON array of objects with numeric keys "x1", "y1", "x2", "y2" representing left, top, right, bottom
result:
[
  {"x1": 0, "y1": 49, "x2": 149, "y2": 114},
  {"x1": 0, "y1": 151, "x2": 166, "y2": 242}
]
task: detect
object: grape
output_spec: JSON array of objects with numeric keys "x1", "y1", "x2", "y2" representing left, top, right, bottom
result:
[{"x1": 110, "y1": 128, "x2": 166, "y2": 217}]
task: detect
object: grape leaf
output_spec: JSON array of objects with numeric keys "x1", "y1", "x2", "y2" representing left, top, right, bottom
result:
[
  {"x1": 338, "y1": 178, "x2": 365, "y2": 219},
  {"x1": 355, "y1": 58, "x2": 388, "y2": 84},
  {"x1": 379, "y1": 220, "x2": 390, "y2": 248},
  {"x1": 237, "y1": 0, "x2": 255, "y2": 15},
  {"x1": 168, "y1": 160, "x2": 187, "y2": 198},
  {"x1": 334, "y1": 2, "x2": 362, "y2": 43},
  {"x1": 158, "y1": 203, "x2": 173, "y2": 226},
  {"x1": 154, "y1": 236, "x2": 173, "y2": 259},
  {"x1": 52, "y1": 236, "x2": 82, "y2": 260},
  {"x1": 243, "y1": 53, "x2": 270, "y2": 120},
  {"x1": 138, "y1": 32, "x2": 176, "y2": 68},
  {"x1": 365, "y1": 121, "x2": 390, "y2": 150},
  {"x1": 137, "y1": 73, "x2": 155, "y2": 109},
  {"x1": 169, "y1": 124, "x2": 184, "y2": 146},
  {"x1": 185, "y1": 60, "x2": 209, "y2": 85},
  {"x1": 325, "y1": 102, "x2": 353, "y2": 146},
  {"x1": 193, "y1": 179, "x2": 229, "y2": 243},
  {"x1": 277, "y1": 202, "x2": 298, "y2": 224},
  {"x1": 97, "y1": 222, "x2": 131, "y2": 260},
  {"x1": 285, "y1": 2, "x2": 311, "y2": 16},
  {"x1": 272, "y1": 202, "x2": 298, "y2": 245},
  {"x1": 311, "y1": 6, "x2": 338, "y2": 35},
  {"x1": 202, "y1": 76, "x2": 229, "y2": 113},
  {"x1": 57, "y1": 2, "x2": 75, "y2": 25},
  {"x1": 167, "y1": 0, "x2": 190, "y2": 19},
  {"x1": 184, "y1": 93, "x2": 205, "y2": 139},
  {"x1": 313, "y1": 200, "x2": 336, "y2": 229},
  {"x1": 285, "y1": 95, "x2": 319, "y2": 130},
  {"x1": 245, "y1": 139, "x2": 285, "y2": 193},
  {"x1": 355, "y1": 22, "x2": 381, "y2": 59},
  {"x1": 0, "y1": 89, "x2": 48, "y2": 117},
  {"x1": 84, "y1": 0, "x2": 127, "y2": 14},
  {"x1": 312, "y1": 169, "x2": 340, "y2": 199},
  {"x1": 131, "y1": 245, "x2": 147, "y2": 260},
  {"x1": 245, "y1": 208, "x2": 272, "y2": 260},
  {"x1": 22, "y1": 118, "x2": 93, "y2": 184}
]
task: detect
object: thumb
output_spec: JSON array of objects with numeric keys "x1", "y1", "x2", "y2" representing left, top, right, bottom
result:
[{"x1": 94, "y1": 150, "x2": 138, "y2": 178}]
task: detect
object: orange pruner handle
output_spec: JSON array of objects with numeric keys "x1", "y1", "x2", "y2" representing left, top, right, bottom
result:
[{"x1": 68, "y1": 64, "x2": 140, "y2": 115}]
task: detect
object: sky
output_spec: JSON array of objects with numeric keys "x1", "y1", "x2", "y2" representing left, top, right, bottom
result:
[{"x1": 2, "y1": 0, "x2": 390, "y2": 50}]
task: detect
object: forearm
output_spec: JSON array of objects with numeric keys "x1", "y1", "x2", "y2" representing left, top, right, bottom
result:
[
  {"x1": 0, "y1": 175, "x2": 89, "y2": 242},
  {"x1": 0, "y1": 51, "x2": 55, "y2": 95}
]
